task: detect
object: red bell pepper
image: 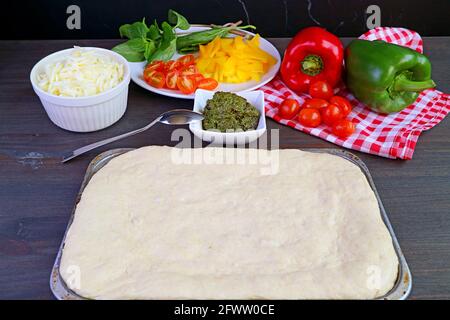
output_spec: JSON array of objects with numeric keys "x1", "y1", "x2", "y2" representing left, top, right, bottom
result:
[{"x1": 280, "y1": 27, "x2": 344, "y2": 94}]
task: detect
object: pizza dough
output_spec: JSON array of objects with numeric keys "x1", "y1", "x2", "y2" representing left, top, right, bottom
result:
[{"x1": 60, "y1": 146, "x2": 398, "y2": 299}]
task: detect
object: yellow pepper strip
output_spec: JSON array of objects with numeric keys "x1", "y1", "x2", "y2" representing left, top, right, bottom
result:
[{"x1": 196, "y1": 34, "x2": 277, "y2": 83}]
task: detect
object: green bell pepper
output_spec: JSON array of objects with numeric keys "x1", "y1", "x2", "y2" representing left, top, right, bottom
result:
[{"x1": 345, "y1": 39, "x2": 436, "y2": 113}]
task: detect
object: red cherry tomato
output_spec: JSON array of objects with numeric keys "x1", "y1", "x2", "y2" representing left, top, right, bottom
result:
[
  {"x1": 197, "y1": 78, "x2": 219, "y2": 90},
  {"x1": 189, "y1": 73, "x2": 205, "y2": 83},
  {"x1": 145, "y1": 70, "x2": 165, "y2": 88},
  {"x1": 177, "y1": 54, "x2": 196, "y2": 66},
  {"x1": 165, "y1": 70, "x2": 179, "y2": 89},
  {"x1": 164, "y1": 60, "x2": 182, "y2": 72},
  {"x1": 303, "y1": 98, "x2": 329, "y2": 110},
  {"x1": 143, "y1": 67, "x2": 161, "y2": 83},
  {"x1": 143, "y1": 69, "x2": 152, "y2": 83},
  {"x1": 145, "y1": 60, "x2": 165, "y2": 73},
  {"x1": 177, "y1": 75, "x2": 197, "y2": 94},
  {"x1": 180, "y1": 64, "x2": 198, "y2": 76},
  {"x1": 330, "y1": 96, "x2": 352, "y2": 117},
  {"x1": 298, "y1": 108, "x2": 322, "y2": 127},
  {"x1": 279, "y1": 99, "x2": 301, "y2": 119},
  {"x1": 320, "y1": 103, "x2": 344, "y2": 126},
  {"x1": 332, "y1": 119, "x2": 356, "y2": 138},
  {"x1": 309, "y1": 80, "x2": 334, "y2": 100}
]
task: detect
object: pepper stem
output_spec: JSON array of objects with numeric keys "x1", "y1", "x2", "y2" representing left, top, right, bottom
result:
[
  {"x1": 394, "y1": 75, "x2": 436, "y2": 92},
  {"x1": 301, "y1": 55, "x2": 323, "y2": 76}
]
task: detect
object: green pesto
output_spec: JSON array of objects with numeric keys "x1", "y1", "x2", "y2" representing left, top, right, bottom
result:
[{"x1": 202, "y1": 92, "x2": 260, "y2": 132}]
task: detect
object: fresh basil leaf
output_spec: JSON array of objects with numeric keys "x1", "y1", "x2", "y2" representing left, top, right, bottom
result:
[
  {"x1": 148, "y1": 21, "x2": 176, "y2": 61},
  {"x1": 144, "y1": 41, "x2": 156, "y2": 61},
  {"x1": 128, "y1": 38, "x2": 148, "y2": 51},
  {"x1": 141, "y1": 17, "x2": 148, "y2": 29},
  {"x1": 119, "y1": 21, "x2": 149, "y2": 39},
  {"x1": 147, "y1": 24, "x2": 161, "y2": 41},
  {"x1": 161, "y1": 21, "x2": 176, "y2": 39},
  {"x1": 149, "y1": 39, "x2": 176, "y2": 61},
  {"x1": 119, "y1": 24, "x2": 131, "y2": 38},
  {"x1": 112, "y1": 39, "x2": 146, "y2": 62},
  {"x1": 152, "y1": 19, "x2": 161, "y2": 33},
  {"x1": 167, "y1": 9, "x2": 190, "y2": 30},
  {"x1": 178, "y1": 45, "x2": 198, "y2": 53}
]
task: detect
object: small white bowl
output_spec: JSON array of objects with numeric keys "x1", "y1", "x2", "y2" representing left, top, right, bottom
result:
[
  {"x1": 30, "y1": 47, "x2": 131, "y2": 132},
  {"x1": 189, "y1": 89, "x2": 266, "y2": 145}
]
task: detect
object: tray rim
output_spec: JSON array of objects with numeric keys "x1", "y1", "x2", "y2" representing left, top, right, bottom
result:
[{"x1": 50, "y1": 147, "x2": 412, "y2": 300}]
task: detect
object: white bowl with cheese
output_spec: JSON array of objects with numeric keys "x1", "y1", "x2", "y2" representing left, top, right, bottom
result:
[{"x1": 30, "y1": 47, "x2": 130, "y2": 132}]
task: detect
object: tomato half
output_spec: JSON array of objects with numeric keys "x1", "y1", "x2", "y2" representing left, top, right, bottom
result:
[
  {"x1": 145, "y1": 60, "x2": 165, "y2": 73},
  {"x1": 298, "y1": 108, "x2": 322, "y2": 127},
  {"x1": 329, "y1": 96, "x2": 352, "y2": 117},
  {"x1": 279, "y1": 99, "x2": 301, "y2": 119},
  {"x1": 332, "y1": 119, "x2": 356, "y2": 138},
  {"x1": 165, "y1": 70, "x2": 179, "y2": 89},
  {"x1": 164, "y1": 60, "x2": 182, "y2": 73},
  {"x1": 145, "y1": 70, "x2": 165, "y2": 89},
  {"x1": 309, "y1": 80, "x2": 334, "y2": 100},
  {"x1": 177, "y1": 54, "x2": 196, "y2": 66},
  {"x1": 189, "y1": 73, "x2": 205, "y2": 83},
  {"x1": 143, "y1": 68, "x2": 153, "y2": 83},
  {"x1": 303, "y1": 98, "x2": 329, "y2": 110},
  {"x1": 320, "y1": 103, "x2": 344, "y2": 126},
  {"x1": 177, "y1": 75, "x2": 197, "y2": 94},
  {"x1": 180, "y1": 64, "x2": 198, "y2": 76},
  {"x1": 197, "y1": 78, "x2": 219, "y2": 91}
]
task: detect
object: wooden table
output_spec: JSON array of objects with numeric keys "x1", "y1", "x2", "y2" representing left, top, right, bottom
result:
[{"x1": 0, "y1": 38, "x2": 449, "y2": 300}]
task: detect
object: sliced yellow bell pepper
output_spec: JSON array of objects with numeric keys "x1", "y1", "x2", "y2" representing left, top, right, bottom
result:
[{"x1": 196, "y1": 34, "x2": 277, "y2": 84}]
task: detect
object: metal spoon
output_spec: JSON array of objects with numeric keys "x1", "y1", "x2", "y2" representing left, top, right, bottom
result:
[{"x1": 62, "y1": 109, "x2": 204, "y2": 163}]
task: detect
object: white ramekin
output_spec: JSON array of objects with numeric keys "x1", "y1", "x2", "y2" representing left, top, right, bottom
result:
[
  {"x1": 190, "y1": 89, "x2": 267, "y2": 145},
  {"x1": 30, "y1": 47, "x2": 131, "y2": 132}
]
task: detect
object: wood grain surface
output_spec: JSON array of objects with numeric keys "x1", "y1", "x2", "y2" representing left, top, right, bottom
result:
[{"x1": 0, "y1": 38, "x2": 449, "y2": 299}]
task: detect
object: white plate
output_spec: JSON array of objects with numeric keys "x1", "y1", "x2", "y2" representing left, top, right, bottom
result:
[{"x1": 129, "y1": 26, "x2": 281, "y2": 99}]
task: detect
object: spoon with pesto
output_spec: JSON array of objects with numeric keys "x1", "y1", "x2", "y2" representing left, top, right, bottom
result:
[{"x1": 62, "y1": 109, "x2": 204, "y2": 163}]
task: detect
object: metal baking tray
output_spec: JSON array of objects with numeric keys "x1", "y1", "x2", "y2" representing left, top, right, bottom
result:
[{"x1": 50, "y1": 147, "x2": 412, "y2": 300}]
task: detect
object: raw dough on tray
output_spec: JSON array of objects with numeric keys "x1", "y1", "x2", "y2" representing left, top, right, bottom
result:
[{"x1": 60, "y1": 146, "x2": 398, "y2": 299}]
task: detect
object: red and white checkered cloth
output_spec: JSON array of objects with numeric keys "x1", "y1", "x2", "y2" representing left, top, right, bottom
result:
[{"x1": 261, "y1": 27, "x2": 450, "y2": 159}]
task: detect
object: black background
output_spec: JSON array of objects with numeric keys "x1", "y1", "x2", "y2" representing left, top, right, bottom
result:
[{"x1": 2, "y1": 0, "x2": 449, "y2": 39}]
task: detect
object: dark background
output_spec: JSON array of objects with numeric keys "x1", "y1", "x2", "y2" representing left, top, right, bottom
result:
[{"x1": 2, "y1": 0, "x2": 449, "y2": 40}]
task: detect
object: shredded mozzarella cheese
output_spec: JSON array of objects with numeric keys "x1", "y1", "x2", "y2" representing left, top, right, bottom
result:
[{"x1": 37, "y1": 47, "x2": 125, "y2": 97}]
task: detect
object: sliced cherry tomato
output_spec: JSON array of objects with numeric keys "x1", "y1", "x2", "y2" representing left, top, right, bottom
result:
[
  {"x1": 329, "y1": 96, "x2": 352, "y2": 117},
  {"x1": 177, "y1": 54, "x2": 196, "y2": 66},
  {"x1": 197, "y1": 78, "x2": 219, "y2": 91},
  {"x1": 320, "y1": 103, "x2": 344, "y2": 126},
  {"x1": 145, "y1": 70, "x2": 165, "y2": 89},
  {"x1": 332, "y1": 119, "x2": 356, "y2": 138},
  {"x1": 177, "y1": 75, "x2": 197, "y2": 94},
  {"x1": 165, "y1": 70, "x2": 179, "y2": 90},
  {"x1": 180, "y1": 64, "x2": 198, "y2": 76},
  {"x1": 298, "y1": 108, "x2": 322, "y2": 127},
  {"x1": 164, "y1": 60, "x2": 182, "y2": 72},
  {"x1": 189, "y1": 73, "x2": 205, "y2": 83},
  {"x1": 145, "y1": 60, "x2": 165, "y2": 73},
  {"x1": 143, "y1": 68, "x2": 154, "y2": 82},
  {"x1": 279, "y1": 99, "x2": 301, "y2": 119},
  {"x1": 309, "y1": 80, "x2": 334, "y2": 100},
  {"x1": 303, "y1": 98, "x2": 329, "y2": 110}
]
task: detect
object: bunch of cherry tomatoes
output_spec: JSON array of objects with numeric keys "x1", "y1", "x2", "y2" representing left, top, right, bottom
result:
[
  {"x1": 143, "y1": 54, "x2": 219, "y2": 95},
  {"x1": 278, "y1": 80, "x2": 356, "y2": 138}
]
